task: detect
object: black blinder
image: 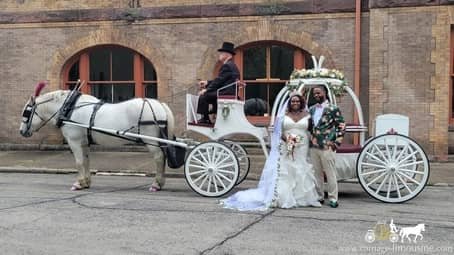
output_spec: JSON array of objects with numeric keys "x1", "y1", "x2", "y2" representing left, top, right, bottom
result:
[{"x1": 22, "y1": 108, "x2": 32, "y2": 118}]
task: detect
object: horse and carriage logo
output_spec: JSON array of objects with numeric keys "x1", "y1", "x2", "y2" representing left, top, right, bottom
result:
[{"x1": 365, "y1": 219, "x2": 425, "y2": 244}]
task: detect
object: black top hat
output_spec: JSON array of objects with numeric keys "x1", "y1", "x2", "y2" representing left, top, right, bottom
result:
[{"x1": 218, "y1": 42, "x2": 236, "y2": 55}]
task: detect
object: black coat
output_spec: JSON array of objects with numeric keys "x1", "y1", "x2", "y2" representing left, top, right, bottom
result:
[{"x1": 205, "y1": 60, "x2": 240, "y2": 95}]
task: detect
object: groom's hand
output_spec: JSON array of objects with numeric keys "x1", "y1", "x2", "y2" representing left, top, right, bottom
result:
[{"x1": 327, "y1": 141, "x2": 337, "y2": 151}]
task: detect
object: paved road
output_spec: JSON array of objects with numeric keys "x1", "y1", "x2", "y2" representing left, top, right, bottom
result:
[{"x1": 1, "y1": 173, "x2": 453, "y2": 255}]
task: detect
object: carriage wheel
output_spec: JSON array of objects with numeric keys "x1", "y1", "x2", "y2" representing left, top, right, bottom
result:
[
  {"x1": 223, "y1": 140, "x2": 250, "y2": 185},
  {"x1": 184, "y1": 141, "x2": 239, "y2": 197},
  {"x1": 357, "y1": 134, "x2": 430, "y2": 203}
]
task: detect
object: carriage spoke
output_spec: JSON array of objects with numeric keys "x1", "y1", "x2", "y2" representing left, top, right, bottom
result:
[
  {"x1": 214, "y1": 174, "x2": 227, "y2": 190},
  {"x1": 217, "y1": 163, "x2": 236, "y2": 169},
  {"x1": 365, "y1": 171, "x2": 388, "y2": 187},
  {"x1": 187, "y1": 168, "x2": 207, "y2": 175},
  {"x1": 393, "y1": 174, "x2": 402, "y2": 198},
  {"x1": 212, "y1": 176, "x2": 219, "y2": 193},
  {"x1": 192, "y1": 154, "x2": 208, "y2": 166},
  {"x1": 384, "y1": 137, "x2": 393, "y2": 162},
  {"x1": 395, "y1": 142, "x2": 410, "y2": 162},
  {"x1": 359, "y1": 168, "x2": 387, "y2": 176},
  {"x1": 398, "y1": 168, "x2": 425, "y2": 175},
  {"x1": 361, "y1": 162, "x2": 387, "y2": 169},
  {"x1": 365, "y1": 151, "x2": 388, "y2": 166},
  {"x1": 217, "y1": 169, "x2": 235, "y2": 175},
  {"x1": 396, "y1": 171, "x2": 421, "y2": 186},
  {"x1": 397, "y1": 149, "x2": 419, "y2": 166},
  {"x1": 373, "y1": 144, "x2": 389, "y2": 164},
  {"x1": 398, "y1": 161, "x2": 424, "y2": 168},
  {"x1": 198, "y1": 174, "x2": 209, "y2": 188},
  {"x1": 375, "y1": 173, "x2": 390, "y2": 194},
  {"x1": 192, "y1": 172, "x2": 208, "y2": 184},
  {"x1": 197, "y1": 150, "x2": 210, "y2": 165},
  {"x1": 396, "y1": 173, "x2": 414, "y2": 194},
  {"x1": 217, "y1": 172, "x2": 233, "y2": 183},
  {"x1": 213, "y1": 151, "x2": 228, "y2": 165},
  {"x1": 206, "y1": 176, "x2": 212, "y2": 192},
  {"x1": 215, "y1": 153, "x2": 233, "y2": 167},
  {"x1": 386, "y1": 173, "x2": 393, "y2": 198},
  {"x1": 189, "y1": 164, "x2": 206, "y2": 171},
  {"x1": 391, "y1": 137, "x2": 398, "y2": 161}
]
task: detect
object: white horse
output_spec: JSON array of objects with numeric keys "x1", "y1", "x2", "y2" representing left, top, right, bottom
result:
[
  {"x1": 19, "y1": 82, "x2": 175, "y2": 191},
  {"x1": 399, "y1": 223, "x2": 425, "y2": 243}
]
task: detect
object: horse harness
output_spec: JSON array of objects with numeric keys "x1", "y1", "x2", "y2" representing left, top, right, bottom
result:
[{"x1": 55, "y1": 92, "x2": 169, "y2": 147}]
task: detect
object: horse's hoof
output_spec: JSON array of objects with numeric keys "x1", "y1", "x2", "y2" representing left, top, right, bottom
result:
[
  {"x1": 149, "y1": 185, "x2": 161, "y2": 192},
  {"x1": 71, "y1": 182, "x2": 83, "y2": 191}
]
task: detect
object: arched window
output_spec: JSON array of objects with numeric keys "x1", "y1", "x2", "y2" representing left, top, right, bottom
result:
[
  {"x1": 234, "y1": 41, "x2": 312, "y2": 117},
  {"x1": 64, "y1": 45, "x2": 157, "y2": 103}
]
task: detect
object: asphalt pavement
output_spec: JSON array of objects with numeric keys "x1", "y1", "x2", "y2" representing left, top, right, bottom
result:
[
  {"x1": 0, "y1": 173, "x2": 453, "y2": 255},
  {"x1": 0, "y1": 149, "x2": 453, "y2": 186}
]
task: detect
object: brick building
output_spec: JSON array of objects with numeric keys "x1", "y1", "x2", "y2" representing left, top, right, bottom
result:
[{"x1": 0, "y1": 0, "x2": 453, "y2": 159}]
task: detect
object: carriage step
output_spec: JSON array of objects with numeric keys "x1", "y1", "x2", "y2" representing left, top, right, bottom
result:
[
  {"x1": 187, "y1": 122, "x2": 215, "y2": 127},
  {"x1": 337, "y1": 144, "x2": 362, "y2": 153}
]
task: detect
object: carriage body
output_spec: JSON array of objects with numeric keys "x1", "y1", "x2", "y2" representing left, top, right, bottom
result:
[{"x1": 275, "y1": 73, "x2": 430, "y2": 203}]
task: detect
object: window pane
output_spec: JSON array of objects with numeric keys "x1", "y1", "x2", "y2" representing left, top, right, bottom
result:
[
  {"x1": 270, "y1": 45, "x2": 294, "y2": 80},
  {"x1": 112, "y1": 48, "x2": 133, "y2": 81},
  {"x1": 144, "y1": 60, "x2": 157, "y2": 81},
  {"x1": 90, "y1": 49, "x2": 110, "y2": 81},
  {"x1": 113, "y1": 84, "x2": 135, "y2": 103},
  {"x1": 245, "y1": 83, "x2": 284, "y2": 114},
  {"x1": 144, "y1": 83, "x2": 157, "y2": 98},
  {"x1": 91, "y1": 84, "x2": 135, "y2": 103},
  {"x1": 91, "y1": 84, "x2": 112, "y2": 102},
  {"x1": 243, "y1": 46, "x2": 266, "y2": 80},
  {"x1": 68, "y1": 61, "x2": 79, "y2": 81}
]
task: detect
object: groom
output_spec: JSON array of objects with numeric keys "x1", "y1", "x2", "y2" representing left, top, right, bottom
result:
[{"x1": 309, "y1": 85, "x2": 345, "y2": 208}]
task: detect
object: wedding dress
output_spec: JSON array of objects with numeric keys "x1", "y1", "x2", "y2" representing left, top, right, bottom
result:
[{"x1": 221, "y1": 106, "x2": 321, "y2": 210}]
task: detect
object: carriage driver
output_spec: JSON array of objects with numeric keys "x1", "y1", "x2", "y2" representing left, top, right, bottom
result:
[{"x1": 197, "y1": 42, "x2": 240, "y2": 124}]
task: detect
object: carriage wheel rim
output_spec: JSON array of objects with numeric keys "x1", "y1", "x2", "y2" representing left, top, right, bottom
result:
[
  {"x1": 223, "y1": 140, "x2": 250, "y2": 185},
  {"x1": 357, "y1": 134, "x2": 430, "y2": 203},
  {"x1": 184, "y1": 142, "x2": 239, "y2": 197}
]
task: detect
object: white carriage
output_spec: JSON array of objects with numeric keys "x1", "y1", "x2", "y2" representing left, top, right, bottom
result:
[
  {"x1": 45, "y1": 56, "x2": 429, "y2": 201},
  {"x1": 183, "y1": 56, "x2": 430, "y2": 202}
]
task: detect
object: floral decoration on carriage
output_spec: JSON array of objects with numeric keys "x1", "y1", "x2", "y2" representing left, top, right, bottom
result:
[{"x1": 287, "y1": 56, "x2": 348, "y2": 98}]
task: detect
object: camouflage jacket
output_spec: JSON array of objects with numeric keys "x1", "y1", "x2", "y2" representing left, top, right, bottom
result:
[{"x1": 309, "y1": 103, "x2": 345, "y2": 150}]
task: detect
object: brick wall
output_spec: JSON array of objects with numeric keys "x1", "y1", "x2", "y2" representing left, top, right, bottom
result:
[
  {"x1": 0, "y1": 1, "x2": 452, "y2": 158},
  {"x1": 0, "y1": 12, "x2": 359, "y2": 145},
  {"x1": 369, "y1": 6, "x2": 452, "y2": 157}
]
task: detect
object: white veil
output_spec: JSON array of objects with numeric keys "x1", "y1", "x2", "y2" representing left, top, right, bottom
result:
[{"x1": 220, "y1": 99, "x2": 288, "y2": 211}]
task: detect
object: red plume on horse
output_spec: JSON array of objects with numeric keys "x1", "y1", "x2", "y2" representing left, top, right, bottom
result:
[{"x1": 34, "y1": 81, "x2": 48, "y2": 97}]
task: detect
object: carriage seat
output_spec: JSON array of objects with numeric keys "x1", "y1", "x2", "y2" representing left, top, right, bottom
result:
[{"x1": 336, "y1": 144, "x2": 362, "y2": 153}]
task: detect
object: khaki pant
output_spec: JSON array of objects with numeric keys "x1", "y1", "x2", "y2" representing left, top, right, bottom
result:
[{"x1": 310, "y1": 148, "x2": 338, "y2": 202}]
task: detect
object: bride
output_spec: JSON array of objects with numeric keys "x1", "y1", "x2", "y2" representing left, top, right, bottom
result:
[{"x1": 221, "y1": 92, "x2": 321, "y2": 210}]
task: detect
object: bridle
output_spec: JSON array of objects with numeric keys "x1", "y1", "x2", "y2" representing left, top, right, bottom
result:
[{"x1": 21, "y1": 97, "x2": 58, "y2": 136}]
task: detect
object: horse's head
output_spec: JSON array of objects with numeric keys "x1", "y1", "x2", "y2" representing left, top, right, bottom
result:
[{"x1": 19, "y1": 82, "x2": 65, "y2": 137}]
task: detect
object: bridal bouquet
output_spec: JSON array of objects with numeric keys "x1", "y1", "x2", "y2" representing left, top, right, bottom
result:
[{"x1": 286, "y1": 134, "x2": 302, "y2": 160}]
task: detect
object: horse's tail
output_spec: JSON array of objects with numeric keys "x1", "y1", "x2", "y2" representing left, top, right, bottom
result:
[{"x1": 161, "y1": 102, "x2": 175, "y2": 140}]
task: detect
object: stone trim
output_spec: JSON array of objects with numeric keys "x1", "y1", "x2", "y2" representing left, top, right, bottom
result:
[{"x1": 0, "y1": 1, "x2": 366, "y2": 24}]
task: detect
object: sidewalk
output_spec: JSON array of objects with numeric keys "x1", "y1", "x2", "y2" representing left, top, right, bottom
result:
[{"x1": 0, "y1": 150, "x2": 453, "y2": 186}]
